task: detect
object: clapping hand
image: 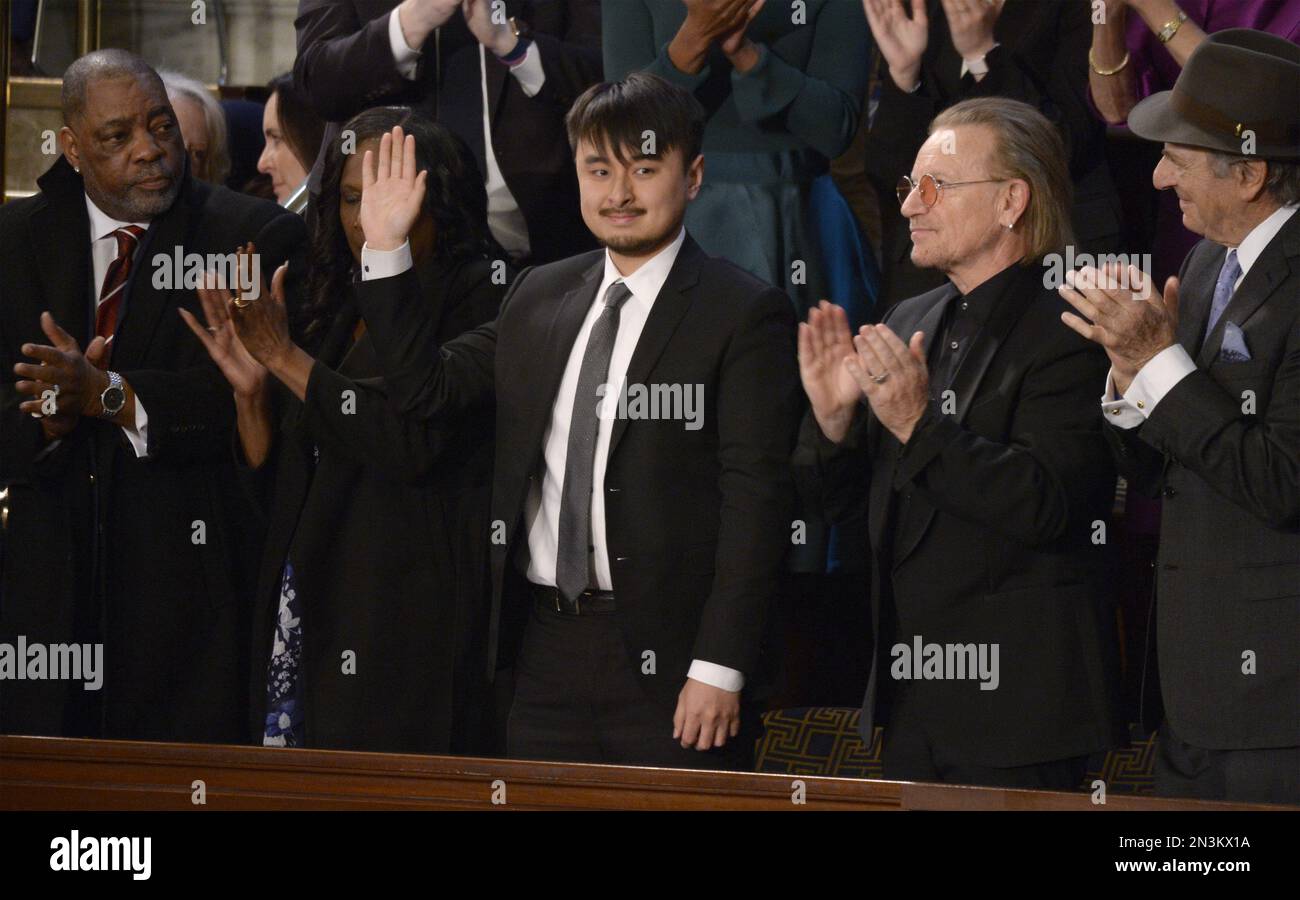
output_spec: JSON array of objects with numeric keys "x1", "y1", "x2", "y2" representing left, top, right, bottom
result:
[{"x1": 863, "y1": 0, "x2": 929, "y2": 91}]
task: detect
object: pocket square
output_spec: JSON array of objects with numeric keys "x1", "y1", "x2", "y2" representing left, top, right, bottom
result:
[{"x1": 1219, "y1": 322, "x2": 1252, "y2": 363}]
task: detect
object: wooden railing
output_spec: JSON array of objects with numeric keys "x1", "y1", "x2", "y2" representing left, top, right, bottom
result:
[{"x1": 0, "y1": 736, "x2": 1285, "y2": 811}]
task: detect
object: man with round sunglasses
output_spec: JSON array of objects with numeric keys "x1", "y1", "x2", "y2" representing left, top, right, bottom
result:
[{"x1": 794, "y1": 96, "x2": 1123, "y2": 788}]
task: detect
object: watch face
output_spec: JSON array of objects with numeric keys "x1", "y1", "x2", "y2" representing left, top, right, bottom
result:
[{"x1": 102, "y1": 387, "x2": 126, "y2": 415}]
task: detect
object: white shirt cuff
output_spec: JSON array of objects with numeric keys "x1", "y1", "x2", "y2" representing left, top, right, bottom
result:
[
  {"x1": 959, "y1": 43, "x2": 1000, "y2": 79},
  {"x1": 687, "y1": 659, "x2": 744, "y2": 693},
  {"x1": 1101, "y1": 345, "x2": 1197, "y2": 428},
  {"x1": 360, "y1": 241, "x2": 414, "y2": 280},
  {"x1": 388, "y1": 8, "x2": 421, "y2": 80},
  {"x1": 508, "y1": 43, "x2": 545, "y2": 97},
  {"x1": 121, "y1": 393, "x2": 149, "y2": 458}
]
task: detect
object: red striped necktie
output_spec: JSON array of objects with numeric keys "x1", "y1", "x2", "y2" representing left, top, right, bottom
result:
[{"x1": 94, "y1": 225, "x2": 146, "y2": 350}]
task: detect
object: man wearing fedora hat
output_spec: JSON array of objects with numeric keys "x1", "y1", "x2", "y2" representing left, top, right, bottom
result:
[{"x1": 1059, "y1": 28, "x2": 1300, "y2": 804}]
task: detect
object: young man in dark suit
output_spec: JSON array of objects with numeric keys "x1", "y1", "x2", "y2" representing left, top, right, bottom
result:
[
  {"x1": 353, "y1": 72, "x2": 801, "y2": 768},
  {"x1": 1060, "y1": 29, "x2": 1300, "y2": 804},
  {"x1": 0, "y1": 50, "x2": 306, "y2": 741},
  {"x1": 294, "y1": 0, "x2": 602, "y2": 264},
  {"x1": 796, "y1": 96, "x2": 1124, "y2": 790}
]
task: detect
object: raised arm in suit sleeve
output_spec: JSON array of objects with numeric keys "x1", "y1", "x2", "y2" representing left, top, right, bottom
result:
[
  {"x1": 726, "y1": 2, "x2": 869, "y2": 160},
  {"x1": 528, "y1": 0, "x2": 604, "y2": 111},
  {"x1": 690, "y1": 288, "x2": 801, "y2": 676},
  {"x1": 353, "y1": 246, "x2": 514, "y2": 421},
  {"x1": 298, "y1": 269, "x2": 503, "y2": 480},
  {"x1": 120, "y1": 211, "x2": 307, "y2": 464},
  {"x1": 893, "y1": 326, "x2": 1115, "y2": 548},
  {"x1": 294, "y1": 0, "x2": 415, "y2": 122}
]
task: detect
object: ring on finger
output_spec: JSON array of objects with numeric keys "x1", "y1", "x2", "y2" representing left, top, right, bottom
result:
[{"x1": 871, "y1": 372, "x2": 890, "y2": 384}]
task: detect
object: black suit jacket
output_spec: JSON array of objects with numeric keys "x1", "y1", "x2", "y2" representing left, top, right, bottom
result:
[
  {"x1": 243, "y1": 257, "x2": 502, "y2": 753},
  {"x1": 353, "y1": 234, "x2": 801, "y2": 707},
  {"x1": 865, "y1": 0, "x2": 1123, "y2": 309},
  {"x1": 1105, "y1": 211, "x2": 1300, "y2": 750},
  {"x1": 795, "y1": 264, "x2": 1124, "y2": 767},
  {"x1": 294, "y1": 0, "x2": 602, "y2": 263},
  {"x1": 0, "y1": 157, "x2": 306, "y2": 741}
]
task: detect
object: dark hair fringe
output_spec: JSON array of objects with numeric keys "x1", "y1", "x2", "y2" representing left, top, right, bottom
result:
[{"x1": 565, "y1": 72, "x2": 706, "y2": 171}]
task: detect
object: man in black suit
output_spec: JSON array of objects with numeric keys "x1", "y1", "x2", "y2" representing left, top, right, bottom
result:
[
  {"x1": 1060, "y1": 30, "x2": 1300, "y2": 804},
  {"x1": 863, "y1": 0, "x2": 1122, "y2": 309},
  {"x1": 0, "y1": 50, "x2": 306, "y2": 741},
  {"x1": 294, "y1": 0, "x2": 602, "y2": 264},
  {"x1": 352, "y1": 73, "x2": 801, "y2": 768},
  {"x1": 796, "y1": 96, "x2": 1123, "y2": 789}
]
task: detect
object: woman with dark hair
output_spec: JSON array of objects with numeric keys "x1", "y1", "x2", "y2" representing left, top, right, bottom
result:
[
  {"x1": 257, "y1": 73, "x2": 326, "y2": 210},
  {"x1": 182, "y1": 107, "x2": 508, "y2": 755}
]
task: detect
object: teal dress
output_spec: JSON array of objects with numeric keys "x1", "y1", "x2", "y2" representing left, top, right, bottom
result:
[{"x1": 604, "y1": 0, "x2": 870, "y2": 313}]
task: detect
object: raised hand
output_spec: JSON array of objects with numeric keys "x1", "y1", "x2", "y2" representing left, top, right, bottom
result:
[
  {"x1": 719, "y1": 0, "x2": 765, "y2": 58},
  {"x1": 798, "y1": 301, "x2": 868, "y2": 443},
  {"x1": 462, "y1": 0, "x2": 516, "y2": 56},
  {"x1": 358, "y1": 126, "x2": 428, "y2": 252},
  {"x1": 863, "y1": 0, "x2": 929, "y2": 91},
  {"x1": 941, "y1": 0, "x2": 1004, "y2": 62}
]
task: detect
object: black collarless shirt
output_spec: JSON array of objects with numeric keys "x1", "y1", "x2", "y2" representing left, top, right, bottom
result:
[{"x1": 927, "y1": 261, "x2": 1022, "y2": 394}]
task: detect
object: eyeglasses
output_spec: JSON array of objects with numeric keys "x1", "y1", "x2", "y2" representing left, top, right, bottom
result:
[{"x1": 896, "y1": 173, "x2": 1006, "y2": 208}]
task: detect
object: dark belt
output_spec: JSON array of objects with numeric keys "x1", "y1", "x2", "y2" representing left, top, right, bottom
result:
[{"x1": 530, "y1": 582, "x2": 616, "y2": 615}]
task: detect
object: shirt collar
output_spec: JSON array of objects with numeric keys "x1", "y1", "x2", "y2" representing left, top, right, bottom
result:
[
  {"x1": 1234, "y1": 204, "x2": 1299, "y2": 280},
  {"x1": 84, "y1": 193, "x2": 150, "y2": 242},
  {"x1": 956, "y1": 259, "x2": 1023, "y2": 326},
  {"x1": 600, "y1": 226, "x2": 687, "y2": 305}
]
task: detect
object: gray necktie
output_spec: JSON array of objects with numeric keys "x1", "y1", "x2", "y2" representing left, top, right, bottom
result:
[{"x1": 556, "y1": 281, "x2": 633, "y2": 601}]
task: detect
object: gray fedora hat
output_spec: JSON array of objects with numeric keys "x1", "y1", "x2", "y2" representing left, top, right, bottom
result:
[{"x1": 1128, "y1": 28, "x2": 1300, "y2": 160}]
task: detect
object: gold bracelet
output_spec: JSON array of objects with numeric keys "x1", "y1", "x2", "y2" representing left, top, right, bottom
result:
[
  {"x1": 1157, "y1": 9, "x2": 1188, "y2": 44},
  {"x1": 1089, "y1": 47, "x2": 1131, "y2": 76}
]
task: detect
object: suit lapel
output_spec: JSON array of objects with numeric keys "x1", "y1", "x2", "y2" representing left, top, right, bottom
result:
[
  {"x1": 1195, "y1": 215, "x2": 1300, "y2": 366},
  {"x1": 29, "y1": 167, "x2": 94, "y2": 347},
  {"x1": 110, "y1": 179, "x2": 203, "y2": 369},
  {"x1": 1176, "y1": 246, "x2": 1218, "y2": 359},
  {"x1": 518, "y1": 254, "x2": 604, "y2": 458},
  {"x1": 890, "y1": 273, "x2": 1028, "y2": 572},
  {"x1": 606, "y1": 236, "x2": 702, "y2": 464}
]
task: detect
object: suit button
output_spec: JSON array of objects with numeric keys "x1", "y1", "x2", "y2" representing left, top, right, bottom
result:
[
  {"x1": 608, "y1": 487, "x2": 620, "y2": 492},
  {"x1": 1162, "y1": 486, "x2": 1176, "y2": 498}
]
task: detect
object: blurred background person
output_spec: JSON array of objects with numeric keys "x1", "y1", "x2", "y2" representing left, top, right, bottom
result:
[
  {"x1": 1089, "y1": 0, "x2": 1300, "y2": 285},
  {"x1": 605, "y1": 0, "x2": 872, "y2": 318},
  {"x1": 604, "y1": 0, "x2": 872, "y2": 588},
  {"x1": 864, "y1": 0, "x2": 1123, "y2": 309},
  {"x1": 184, "y1": 108, "x2": 505, "y2": 755},
  {"x1": 159, "y1": 69, "x2": 232, "y2": 185},
  {"x1": 258, "y1": 72, "x2": 325, "y2": 211},
  {"x1": 293, "y1": 0, "x2": 603, "y2": 264}
]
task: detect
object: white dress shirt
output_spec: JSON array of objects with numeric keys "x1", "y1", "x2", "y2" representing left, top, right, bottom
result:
[
  {"x1": 1101, "y1": 204, "x2": 1299, "y2": 428},
  {"x1": 85, "y1": 195, "x2": 151, "y2": 457},
  {"x1": 389, "y1": 10, "x2": 538, "y2": 256},
  {"x1": 359, "y1": 228, "x2": 745, "y2": 692}
]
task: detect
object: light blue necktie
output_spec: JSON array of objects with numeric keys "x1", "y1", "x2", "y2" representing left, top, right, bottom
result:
[{"x1": 1204, "y1": 249, "x2": 1242, "y2": 341}]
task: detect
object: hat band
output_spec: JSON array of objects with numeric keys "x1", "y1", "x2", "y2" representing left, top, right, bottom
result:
[{"x1": 1169, "y1": 85, "x2": 1300, "y2": 153}]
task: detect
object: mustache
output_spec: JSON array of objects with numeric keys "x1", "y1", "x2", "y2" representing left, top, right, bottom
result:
[{"x1": 129, "y1": 165, "x2": 175, "y2": 187}]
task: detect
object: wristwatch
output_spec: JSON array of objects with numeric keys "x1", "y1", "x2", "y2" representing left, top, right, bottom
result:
[
  {"x1": 98, "y1": 370, "x2": 126, "y2": 419},
  {"x1": 499, "y1": 17, "x2": 532, "y2": 65}
]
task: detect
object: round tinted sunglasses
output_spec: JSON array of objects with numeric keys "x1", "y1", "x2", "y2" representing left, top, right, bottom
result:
[{"x1": 896, "y1": 173, "x2": 1006, "y2": 208}]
